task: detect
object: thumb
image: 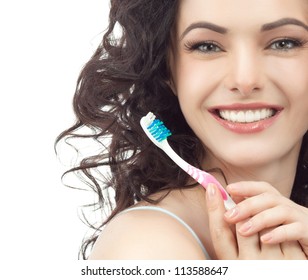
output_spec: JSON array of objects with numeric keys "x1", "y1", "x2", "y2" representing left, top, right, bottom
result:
[
  {"x1": 206, "y1": 183, "x2": 224, "y2": 211},
  {"x1": 206, "y1": 183, "x2": 237, "y2": 259}
]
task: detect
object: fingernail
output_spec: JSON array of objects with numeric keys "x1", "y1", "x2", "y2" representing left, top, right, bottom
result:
[
  {"x1": 238, "y1": 220, "x2": 252, "y2": 234},
  {"x1": 227, "y1": 183, "x2": 238, "y2": 192},
  {"x1": 224, "y1": 207, "x2": 239, "y2": 219},
  {"x1": 207, "y1": 183, "x2": 216, "y2": 198},
  {"x1": 261, "y1": 232, "x2": 273, "y2": 243}
]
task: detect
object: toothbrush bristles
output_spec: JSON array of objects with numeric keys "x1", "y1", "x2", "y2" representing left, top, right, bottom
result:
[{"x1": 145, "y1": 113, "x2": 172, "y2": 142}]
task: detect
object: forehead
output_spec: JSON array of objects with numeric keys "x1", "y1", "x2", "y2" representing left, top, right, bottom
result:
[{"x1": 176, "y1": 0, "x2": 308, "y2": 32}]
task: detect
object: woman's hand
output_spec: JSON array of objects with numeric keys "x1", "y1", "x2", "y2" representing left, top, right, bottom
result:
[
  {"x1": 223, "y1": 181, "x2": 308, "y2": 258},
  {"x1": 206, "y1": 183, "x2": 307, "y2": 259}
]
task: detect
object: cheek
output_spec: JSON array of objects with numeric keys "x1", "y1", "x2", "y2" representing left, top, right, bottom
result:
[
  {"x1": 269, "y1": 59, "x2": 308, "y2": 138},
  {"x1": 267, "y1": 57, "x2": 308, "y2": 100},
  {"x1": 268, "y1": 57, "x2": 308, "y2": 127},
  {"x1": 175, "y1": 60, "x2": 204, "y2": 97},
  {"x1": 173, "y1": 57, "x2": 224, "y2": 106}
]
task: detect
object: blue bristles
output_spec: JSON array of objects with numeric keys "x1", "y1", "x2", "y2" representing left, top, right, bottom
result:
[{"x1": 147, "y1": 119, "x2": 172, "y2": 142}]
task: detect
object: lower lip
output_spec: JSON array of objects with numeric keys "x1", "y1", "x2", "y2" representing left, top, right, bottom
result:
[{"x1": 210, "y1": 111, "x2": 281, "y2": 134}]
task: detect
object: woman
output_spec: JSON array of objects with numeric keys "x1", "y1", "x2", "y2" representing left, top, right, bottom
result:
[{"x1": 57, "y1": 0, "x2": 308, "y2": 259}]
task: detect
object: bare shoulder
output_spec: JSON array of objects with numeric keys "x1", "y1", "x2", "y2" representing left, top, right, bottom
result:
[{"x1": 88, "y1": 208, "x2": 207, "y2": 260}]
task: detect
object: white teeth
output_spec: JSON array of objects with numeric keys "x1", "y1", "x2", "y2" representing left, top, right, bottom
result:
[{"x1": 219, "y1": 109, "x2": 275, "y2": 123}]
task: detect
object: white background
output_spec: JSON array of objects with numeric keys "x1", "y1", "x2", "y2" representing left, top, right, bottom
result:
[
  {"x1": 1, "y1": 0, "x2": 110, "y2": 277},
  {"x1": 1, "y1": 1, "x2": 307, "y2": 279}
]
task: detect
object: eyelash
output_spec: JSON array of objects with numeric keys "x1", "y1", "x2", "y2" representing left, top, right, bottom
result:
[
  {"x1": 184, "y1": 38, "x2": 306, "y2": 54},
  {"x1": 184, "y1": 40, "x2": 224, "y2": 54},
  {"x1": 267, "y1": 38, "x2": 306, "y2": 51}
]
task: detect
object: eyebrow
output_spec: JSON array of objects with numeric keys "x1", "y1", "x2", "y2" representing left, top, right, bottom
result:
[
  {"x1": 261, "y1": 18, "x2": 308, "y2": 31},
  {"x1": 179, "y1": 17, "x2": 308, "y2": 40},
  {"x1": 179, "y1": 21, "x2": 228, "y2": 40}
]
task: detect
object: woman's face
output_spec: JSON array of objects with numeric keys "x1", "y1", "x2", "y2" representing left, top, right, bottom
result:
[{"x1": 170, "y1": 0, "x2": 308, "y2": 168}]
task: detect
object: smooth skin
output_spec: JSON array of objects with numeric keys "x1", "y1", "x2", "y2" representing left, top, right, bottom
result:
[
  {"x1": 206, "y1": 183, "x2": 307, "y2": 259},
  {"x1": 89, "y1": 187, "x2": 214, "y2": 259},
  {"x1": 225, "y1": 182, "x2": 308, "y2": 257}
]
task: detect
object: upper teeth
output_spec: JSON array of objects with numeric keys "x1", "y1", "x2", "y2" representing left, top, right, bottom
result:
[{"x1": 219, "y1": 109, "x2": 275, "y2": 123}]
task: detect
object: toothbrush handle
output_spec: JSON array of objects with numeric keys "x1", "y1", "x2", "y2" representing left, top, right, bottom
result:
[
  {"x1": 162, "y1": 141, "x2": 236, "y2": 210},
  {"x1": 186, "y1": 164, "x2": 236, "y2": 210}
]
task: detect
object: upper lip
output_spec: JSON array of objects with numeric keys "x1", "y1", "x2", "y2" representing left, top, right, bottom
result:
[{"x1": 209, "y1": 103, "x2": 284, "y2": 112}]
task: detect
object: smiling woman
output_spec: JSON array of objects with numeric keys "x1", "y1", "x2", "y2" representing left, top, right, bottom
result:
[
  {"x1": 56, "y1": 0, "x2": 308, "y2": 260},
  {"x1": 172, "y1": 0, "x2": 308, "y2": 171}
]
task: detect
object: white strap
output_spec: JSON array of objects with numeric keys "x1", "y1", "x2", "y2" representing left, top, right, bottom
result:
[{"x1": 122, "y1": 206, "x2": 210, "y2": 259}]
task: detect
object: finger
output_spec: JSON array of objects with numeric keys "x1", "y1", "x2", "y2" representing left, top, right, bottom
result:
[
  {"x1": 260, "y1": 223, "x2": 306, "y2": 244},
  {"x1": 224, "y1": 181, "x2": 284, "y2": 224},
  {"x1": 280, "y1": 241, "x2": 307, "y2": 259},
  {"x1": 258, "y1": 227, "x2": 284, "y2": 259},
  {"x1": 263, "y1": 225, "x2": 308, "y2": 258},
  {"x1": 206, "y1": 183, "x2": 237, "y2": 259},
  {"x1": 235, "y1": 220, "x2": 261, "y2": 259},
  {"x1": 224, "y1": 192, "x2": 286, "y2": 224},
  {"x1": 237, "y1": 205, "x2": 305, "y2": 237},
  {"x1": 226, "y1": 181, "x2": 280, "y2": 198}
]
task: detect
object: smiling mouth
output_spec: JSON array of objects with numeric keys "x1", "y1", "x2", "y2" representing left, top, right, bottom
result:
[
  {"x1": 209, "y1": 104, "x2": 283, "y2": 133},
  {"x1": 215, "y1": 108, "x2": 278, "y2": 123}
]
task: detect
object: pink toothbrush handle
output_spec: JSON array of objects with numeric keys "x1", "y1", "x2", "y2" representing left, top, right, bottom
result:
[{"x1": 186, "y1": 164, "x2": 228, "y2": 200}]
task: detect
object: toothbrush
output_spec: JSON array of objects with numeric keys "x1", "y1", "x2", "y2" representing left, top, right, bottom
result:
[{"x1": 140, "y1": 112, "x2": 236, "y2": 210}]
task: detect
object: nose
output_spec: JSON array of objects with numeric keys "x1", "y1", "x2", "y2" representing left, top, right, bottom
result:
[{"x1": 224, "y1": 46, "x2": 263, "y2": 95}]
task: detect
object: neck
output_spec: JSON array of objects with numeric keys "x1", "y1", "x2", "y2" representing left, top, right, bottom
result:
[{"x1": 204, "y1": 144, "x2": 302, "y2": 198}]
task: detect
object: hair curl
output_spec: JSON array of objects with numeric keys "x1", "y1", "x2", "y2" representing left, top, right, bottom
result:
[{"x1": 56, "y1": 0, "x2": 308, "y2": 259}]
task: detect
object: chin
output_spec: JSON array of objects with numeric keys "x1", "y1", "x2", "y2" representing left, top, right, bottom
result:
[
  {"x1": 212, "y1": 144, "x2": 284, "y2": 169},
  {"x1": 224, "y1": 155, "x2": 273, "y2": 169}
]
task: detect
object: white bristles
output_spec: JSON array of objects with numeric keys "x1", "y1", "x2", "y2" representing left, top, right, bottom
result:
[{"x1": 143, "y1": 112, "x2": 156, "y2": 127}]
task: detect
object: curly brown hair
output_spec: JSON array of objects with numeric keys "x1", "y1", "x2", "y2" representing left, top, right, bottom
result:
[{"x1": 56, "y1": 0, "x2": 308, "y2": 259}]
